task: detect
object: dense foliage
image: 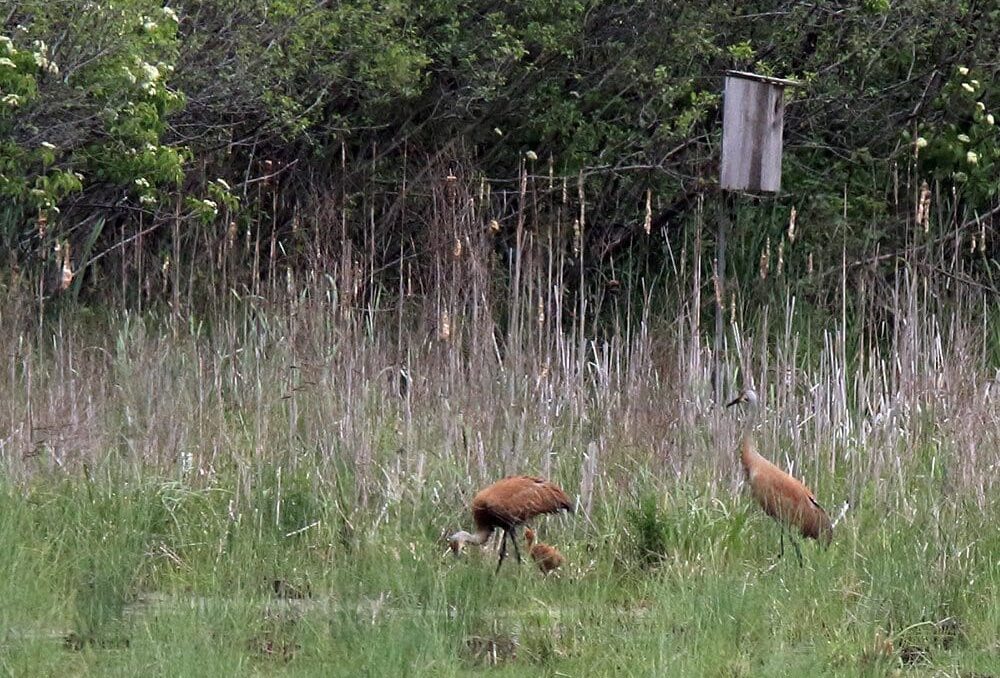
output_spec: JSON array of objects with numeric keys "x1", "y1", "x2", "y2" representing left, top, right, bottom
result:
[{"x1": 2, "y1": 1, "x2": 999, "y2": 309}]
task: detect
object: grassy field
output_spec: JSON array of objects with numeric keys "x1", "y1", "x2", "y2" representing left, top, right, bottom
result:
[
  {"x1": 0, "y1": 470, "x2": 997, "y2": 676},
  {"x1": 1, "y1": 256, "x2": 998, "y2": 676}
]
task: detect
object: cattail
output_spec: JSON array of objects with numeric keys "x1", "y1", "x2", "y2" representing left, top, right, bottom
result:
[
  {"x1": 759, "y1": 237, "x2": 771, "y2": 280},
  {"x1": 980, "y1": 220, "x2": 987, "y2": 253},
  {"x1": 807, "y1": 252, "x2": 814, "y2": 276},
  {"x1": 777, "y1": 239, "x2": 785, "y2": 276},
  {"x1": 438, "y1": 311, "x2": 451, "y2": 341},
  {"x1": 787, "y1": 206, "x2": 797, "y2": 243},
  {"x1": 537, "y1": 299, "x2": 545, "y2": 327},
  {"x1": 916, "y1": 180, "x2": 931, "y2": 233},
  {"x1": 58, "y1": 241, "x2": 73, "y2": 290},
  {"x1": 453, "y1": 237, "x2": 462, "y2": 259},
  {"x1": 643, "y1": 189, "x2": 652, "y2": 234},
  {"x1": 712, "y1": 263, "x2": 723, "y2": 307}
]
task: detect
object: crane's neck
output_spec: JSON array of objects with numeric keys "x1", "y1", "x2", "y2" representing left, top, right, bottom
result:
[
  {"x1": 740, "y1": 436, "x2": 760, "y2": 478},
  {"x1": 465, "y1": 528, "x2": 492, "y2": 545},
  {"x1": 450, "y1": 528, "x2": 493, "y2": 552}
]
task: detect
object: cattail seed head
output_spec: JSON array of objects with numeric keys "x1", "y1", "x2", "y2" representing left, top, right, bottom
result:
[
  {"x1": 643, "y1": 189, "x2": 652, "y2": 234},
  {"x1": 438, "y1": 311, "x2": 451, "y2": 341},
  {"x1": 759, "y1": 237, "x2": 771, "y2": 280},
  {"x1": 916, "y1": 180, "x2": 931, "y2": 233}
]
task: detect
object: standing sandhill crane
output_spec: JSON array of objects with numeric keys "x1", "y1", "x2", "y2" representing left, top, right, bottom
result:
[
  {"x1": 448, "y1": 476, "x2": 573, "y2": 574},
  {"x1": 739, "y1": 435, "x2": 833, "y2": 566},
  {"x1": 523, "y1": 528, "x2": 565, "y2": 575}
]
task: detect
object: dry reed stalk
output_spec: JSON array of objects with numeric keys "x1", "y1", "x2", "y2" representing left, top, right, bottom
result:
[{"x1": 0, "y1": 173, "x2": 996, "y2": 523}]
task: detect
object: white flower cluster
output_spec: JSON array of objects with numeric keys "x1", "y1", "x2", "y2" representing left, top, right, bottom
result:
[
  {"x1": 29, "y1": 39, "x2": 58, "y2": 75},
  {"x1": 134, "y1": 59, "x2": 162, "y2": 95},
  {"x1": 135, "y1": 178, "x2": 157, "y2": 205},
  {"x1": 200, "y1": 199, "x2": 219, "y2": 217}
]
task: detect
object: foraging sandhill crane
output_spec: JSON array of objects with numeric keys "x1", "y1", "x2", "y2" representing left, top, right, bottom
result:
[
  {"x1": 738, "y1": 435, "x2": 833, "y2": 565},
  {"x1": 523, "y1": 528, "x2": 564, "y2": 575},
  {"x1": 448, "y1": 476, "x2": 573, "y2": 573}
]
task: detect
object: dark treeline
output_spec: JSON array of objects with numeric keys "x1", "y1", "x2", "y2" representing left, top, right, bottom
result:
[{"x1": 1, "y1": 1, "x2": 998, "y2": 315}]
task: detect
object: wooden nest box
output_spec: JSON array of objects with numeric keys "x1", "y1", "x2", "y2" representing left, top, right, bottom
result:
[{"x1": 720, "y1": 71, "x2": 801, "y2": 194}]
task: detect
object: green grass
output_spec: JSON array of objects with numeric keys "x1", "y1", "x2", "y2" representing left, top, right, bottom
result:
[
  {"x1": 2, "y1": 235, "x2": 998, "y2": 676},
  {"x1": 1, "y1": 473, "x2": 996, "y2": 677}
]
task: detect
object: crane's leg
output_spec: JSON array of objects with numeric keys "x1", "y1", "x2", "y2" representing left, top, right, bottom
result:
[
  {"x1": 509, "y1": 528, "x2": 522, "y2": 564},
  {"x1": 778, "y1": 529, "x2": 785, "y2": 559},
  {"x1": 791, "y1": 537, "x2": 804, "y2": 568},
  {"x1": 495, "y1": 531, "x2": 508, "y2": 574}
]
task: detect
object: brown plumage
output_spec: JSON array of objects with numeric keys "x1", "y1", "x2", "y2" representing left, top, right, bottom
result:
[
  {"x1": 448, "y1": 475, "x2": 573, "y2": 573},
  {"x1": 740, "y1": 436, "x2": 833, "y2": 564},
  {"x1": 523, "y1": 528, "x2": 564, "y2": 574}
]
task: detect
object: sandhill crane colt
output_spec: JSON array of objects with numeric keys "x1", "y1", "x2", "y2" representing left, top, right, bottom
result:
[
  {"x1": 523, "y1": 528, "x2": 564, "y2": 575},
  {"x1": 738, "y1": 435, "x2": 833, "y2": 566},
  {"x1": 448, "y1": 476, "x2": 573, "y2": 573}
]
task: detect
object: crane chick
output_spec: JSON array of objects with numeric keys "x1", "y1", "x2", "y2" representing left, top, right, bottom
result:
[
  {"x1": 523, "y1": 528, "x2": 564, "y2": 575},
  {"x1": 739, "y1": 436, "x2": 833, "y2": 565},
  {"x1": 448, "y1": 476, "x2": 573, "y2": 574}
]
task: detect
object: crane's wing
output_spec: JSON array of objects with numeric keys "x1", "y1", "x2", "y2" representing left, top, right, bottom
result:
[{"x1": 483, "y1": 476, "x2": 573, "y2": 525}]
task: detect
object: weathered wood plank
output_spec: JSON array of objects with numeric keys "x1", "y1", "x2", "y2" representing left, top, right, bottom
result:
[{"x1": 721, "y1": 74, "x2": 786, "y2": 193}]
